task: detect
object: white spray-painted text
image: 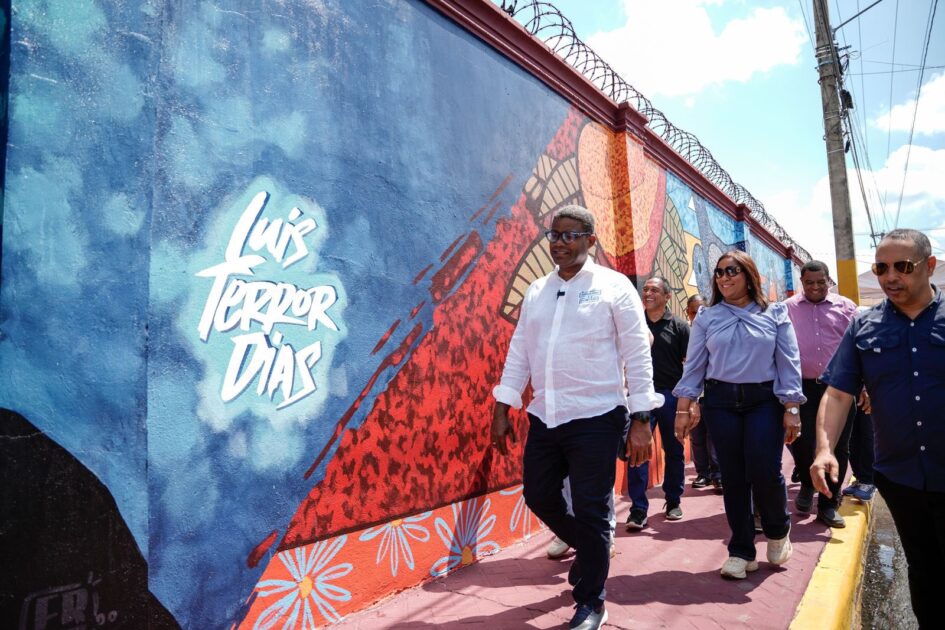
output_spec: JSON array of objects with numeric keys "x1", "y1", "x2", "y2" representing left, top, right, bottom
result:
[{"x1": 196, "y1": 191, "x2": 339, "y2": 409}]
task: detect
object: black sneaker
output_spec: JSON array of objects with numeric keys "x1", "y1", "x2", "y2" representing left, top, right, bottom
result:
[
  {"x1": 625, "y1": 508, "x2": 648, "y2": 531},
  {"x1": 816, "y1": 505, "x2": 846, "y2": 528},
  {"x1": 692, "y1": 475, "x2": 710, "y2": 488},
  {"x1": 795, "y1": 485, "x2": 814, "y2": 513},
  {"x1": 569, "y1": 603, "x2": 608, "y2": 630},
  {"x1": 665, "y1": 501, "x2": 683, "y2": 521}
]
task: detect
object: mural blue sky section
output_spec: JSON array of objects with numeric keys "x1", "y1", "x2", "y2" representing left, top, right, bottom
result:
[
  {"x1": 145, "y1": 0, "x2": 567, "y2": 626},
  {"x1": 665, "y1": 171, "x2": 742, "y2": 297},
  {"x1": 0, "y1": 0, "x2": 159, "y2": 553},
  {"x1": 747, "y1": 232, "x2": 789, "y2": 300}
]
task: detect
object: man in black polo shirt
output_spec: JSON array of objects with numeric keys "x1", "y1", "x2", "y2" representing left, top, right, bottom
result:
[
  {"x1": 812, "y1": 229, "x2": 944, "y2": 628},
  {"x1": 625, "y1": 277, "x2": 689, "y2": 529}
]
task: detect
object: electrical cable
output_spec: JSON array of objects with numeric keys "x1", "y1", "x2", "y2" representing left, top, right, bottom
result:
[
  {"x1": 882, "y1": 0, "x2": 900, "y2": 217},
  {"x1": 893, "y1": 0, "x2": 939, "y2": 228}
]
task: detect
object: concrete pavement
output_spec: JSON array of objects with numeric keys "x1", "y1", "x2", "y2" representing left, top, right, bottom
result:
[{"x1": 335, "y1": 457, "x2": 870, "y2": 629}]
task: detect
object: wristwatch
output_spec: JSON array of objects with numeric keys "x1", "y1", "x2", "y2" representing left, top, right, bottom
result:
[
  {"x1": 785, "y1": 407, "x2": 799, "y2": 415},
  {"x1": 630, "y1": 411, "x2": 652, "y2": 424}
]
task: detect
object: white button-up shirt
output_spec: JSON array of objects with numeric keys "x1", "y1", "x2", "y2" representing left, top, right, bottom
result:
[{"x1": 493, "y1": 260, "x2": 662, "y2": 428}]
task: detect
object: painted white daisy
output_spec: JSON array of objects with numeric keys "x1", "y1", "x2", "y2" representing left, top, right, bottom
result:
[
  {"x1": 500, "y1": 485, "x2": 536, "y2": 539},
  {"x1": 358, "y1": 511, "x2": 432, "y2": 577},
  {"x1": 430, "y1": 497, "x2": 500, "y2": 576},
  {"x1": 253, "y1": 535, "x2": 353, "y2": 628}
]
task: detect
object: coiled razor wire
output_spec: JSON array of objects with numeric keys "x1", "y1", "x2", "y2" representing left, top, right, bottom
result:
[{"x1": 496, "y1": 0, "x2": 812, "y2": 263}]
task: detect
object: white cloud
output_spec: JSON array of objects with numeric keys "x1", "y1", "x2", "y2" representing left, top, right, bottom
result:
[
  {"x1": 871, "y1": 72, "x2": 945, "y2": 136},
  {"x1": 586, "y1": 0, "x2": 807, "y2": 98},
  {"x1": 764, "y1": 143, "x2": 945, "y2": 274}
]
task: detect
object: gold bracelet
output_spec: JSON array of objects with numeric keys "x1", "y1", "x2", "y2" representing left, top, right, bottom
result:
[{"x1": 675, "y1": 411, "x2": 690, "y2": 415}]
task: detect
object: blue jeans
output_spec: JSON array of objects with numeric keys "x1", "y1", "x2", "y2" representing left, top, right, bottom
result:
[
  {"x1": 703, "y1": 380, "x2": 790, "y2": 560},
  {"x1": 689, "y1": 400, "x2": 720, "y2": 481},
  {"x1": 848, "y1": 408, "x2": 875, "y2": 485},
  {"x1": 626, "y1": 389, "x2": 685, "y2": 512},
  {"x1": 523, "y1": 406, "x2": 629, "y2": 608}
]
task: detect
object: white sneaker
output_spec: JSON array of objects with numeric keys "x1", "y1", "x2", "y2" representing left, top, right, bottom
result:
[
  {"x1": 547, "y1": 536, "x2": 570, "y2": 558},
  {"x1": 720, "y1": 556, "x2": 759, "y2": 579},
  {"x1": 767, "y1": 533, "x2": 793, "y2": 565}
]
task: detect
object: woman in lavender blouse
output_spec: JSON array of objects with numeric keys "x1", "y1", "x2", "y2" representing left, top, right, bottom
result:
[{"x1": 672, "y1": 250, "x2": 805, "y2": 580}]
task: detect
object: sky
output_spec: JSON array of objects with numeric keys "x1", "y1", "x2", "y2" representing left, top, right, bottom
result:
[{"x1": 534, "y1": 0, "x2": 945, "y2": 278}]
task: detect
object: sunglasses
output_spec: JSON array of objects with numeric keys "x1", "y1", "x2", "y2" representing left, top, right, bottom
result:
[
  {"x1": 871, "y1": 258, "x2": 927, "y2": 276},
  {"x1": 713, "y1": 265, "x2": 743, "y2": 279},
  {"x1": 545, "y1": 230, "x2": 592, "y2": 244}
]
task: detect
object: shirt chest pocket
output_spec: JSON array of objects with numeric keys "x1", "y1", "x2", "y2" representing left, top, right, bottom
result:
[
  {"x1": 930, "y1": 325, "x2": 945, "y2": 345},
  {"x1": 855, "y1": 330, "x2": 902, "y2": 380},
  {"x1": 574, "y1": 298, "x2": 613, "y2": 342}
]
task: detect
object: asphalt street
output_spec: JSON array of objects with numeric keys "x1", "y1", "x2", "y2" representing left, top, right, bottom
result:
[{"x1": 860, "y1": 495, "x2": 918, "y2": 629}]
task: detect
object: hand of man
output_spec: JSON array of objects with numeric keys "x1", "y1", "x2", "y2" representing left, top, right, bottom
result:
[
  {"x1": 810, "y1": 449, "x2": 839, "y2": 498},
  {"x1": 673, "y1": 399, "x2": 699, "y2": 441},
  {"x1": 783, "y1": 408, "x2": 801, "y2": 444},
  {"x1": 688, "y1": 400, "x2": 701, "y2": 428},
  {"x1": 490, "y1": 403, "x2": 516, "y2": 456},
  {"x1": 626, "y1": 419, "x2": 653, "y2": 467},
  {"x1": 857, "y1": 389, "x2": 871, "y2": 414}
]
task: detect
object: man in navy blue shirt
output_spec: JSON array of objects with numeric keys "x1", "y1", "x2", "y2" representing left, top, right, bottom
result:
[{"x1": 812, "y1": 229, "x2": 944, "y2": 629}]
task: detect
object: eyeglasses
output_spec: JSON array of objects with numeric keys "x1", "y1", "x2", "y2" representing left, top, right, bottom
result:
[
  {"x1": 713, "y1": 265, "x2": 743, "y2": 279},
  {"x1": 871, "y1": 258, "x2": 927, "y2": 276},
  {"x1": 545, "y1": 230, "x2": 592, "y2": 244}
]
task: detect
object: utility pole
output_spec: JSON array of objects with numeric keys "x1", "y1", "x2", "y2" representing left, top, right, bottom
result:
[{"x1": 813, "y1": 0, "x2": 860, "y2": 303}]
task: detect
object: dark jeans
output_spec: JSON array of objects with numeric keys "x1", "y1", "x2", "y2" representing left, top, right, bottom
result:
[
  {"x1": 626, "y1": 389, "x2": 685, "y2": 512},
  {"x1": 874, "y1": 472, "x2": 945, "y2": 629},
  {"x1": 523, "y1": 406, "x2": 629, "y2": 608},
  {"x1": 848, "y1": 408, "x2": 875, "y2": 484},
  {"x1": 689, "y1": 400, "x2": 720, "y2": 481},
  {"x1": 793, "y1": 379, "x2": 854, "y2": 508},
  {"x1": 703, "y1": 380, "x2": 790, "y2": 561}
]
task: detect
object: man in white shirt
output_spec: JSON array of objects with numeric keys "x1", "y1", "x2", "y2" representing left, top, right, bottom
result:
[{"x1": 491, "y1": 205, "x2": 662, "y2": 630}]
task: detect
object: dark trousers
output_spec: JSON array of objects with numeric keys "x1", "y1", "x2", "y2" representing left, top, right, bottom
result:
[
  {"x1": 626, "y1": 389, "x2": 685, "y2": 512},
  {"x1": 523, "y1": 407, "x2": 629, "y2": 608},
  {"x1": 793, "y1": 380, "x2": 854, "y2": 508},
  {"x1": 874, "y1": 472, "x2": 945, "y2": 629},
  {"x1": 703, "y1": 380, "x2": 790, "y2": 560},
  {"x1": 848, "y1": 408, "x2": 875, "y2": 485},
  {"x1": 690, "y1": 401, "x2": 720, "y2": 481}
]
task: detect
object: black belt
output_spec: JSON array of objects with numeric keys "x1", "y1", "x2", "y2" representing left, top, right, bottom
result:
[
  {"x1": 802, "y1": 378, "x2": 825, "y2": 386},
  {"x1": 705, "y1": 379, "x2": 774, "y2": 387}
]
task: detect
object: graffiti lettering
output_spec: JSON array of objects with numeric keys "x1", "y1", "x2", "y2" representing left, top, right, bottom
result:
[
  {"x1": 19, "y1": 573, "x2": 119, "y2": 630},
  {"x1": 196, "y1": 190, "x2": 340, "y2": 409},
  {"x1": 222, "y1": 332, "x2": 322, "y2": 409}
]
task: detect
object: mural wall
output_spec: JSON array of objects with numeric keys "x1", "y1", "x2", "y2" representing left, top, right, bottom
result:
[{"x1": 0, "y1": 1, "x2": 798, "y2": 628}]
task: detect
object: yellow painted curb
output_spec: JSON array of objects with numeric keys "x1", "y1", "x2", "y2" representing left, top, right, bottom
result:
[{"x1": 790, "y1": 500, "x2": 873, "y2": 630}]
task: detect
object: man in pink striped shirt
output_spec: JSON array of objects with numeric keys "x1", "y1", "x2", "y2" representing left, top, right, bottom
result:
[{"x1": 785, "y1": 261, "x2": 857, "y2": 528}]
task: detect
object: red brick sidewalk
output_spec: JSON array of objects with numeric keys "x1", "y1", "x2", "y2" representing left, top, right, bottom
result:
[{"x1": 335, "y1": 456, "x2": 836, "y2": 629}]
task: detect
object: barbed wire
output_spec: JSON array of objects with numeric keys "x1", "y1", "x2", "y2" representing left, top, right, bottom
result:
[{"x1": 496, "y1": 0, "x2": 811, "y2": 262}]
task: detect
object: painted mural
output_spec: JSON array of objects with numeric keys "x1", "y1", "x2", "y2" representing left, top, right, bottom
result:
[
  {"x1": 0, "y1": 1, "x2": 799, "y2": 628},
  {"x1": 748, "y1": 232, "x2": 791, "y2": 302}
]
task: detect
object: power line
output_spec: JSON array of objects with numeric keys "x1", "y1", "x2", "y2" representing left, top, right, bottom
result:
[
  {"x1": 857, "y1": 0, "x2": 870, "y2": 158},
  {"x1": 826, "y1": 0, "x2": 885, "y2": 245},
  {"x1": 879, "y1": 0, "x2": 900, "y2": 230},
  {"x1": 893, "y1": 0, "x2": 939, "y2": 228},
  {"x1": 850, "y1": 65, "x2": 945, "y2": 75},
  {"x1": 798, "y1": 0, "x2": 816, "y2": 51}
]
